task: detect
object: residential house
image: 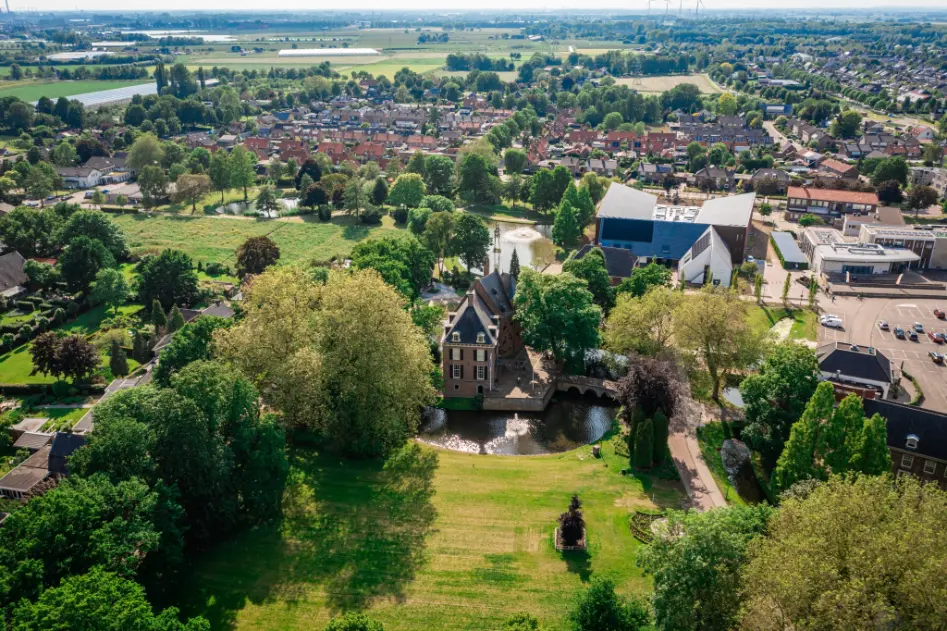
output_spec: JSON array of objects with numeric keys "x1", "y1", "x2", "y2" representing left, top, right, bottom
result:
[
  {"x1": 441, "y1": 271, "x2": 522, "y2": 398},
  {"x1": 639, "y1": 163, "x2": 673, "y2": 185},
  {"x1": 749, "y1": 168, "x2": 791, "y2": 194},
  {"x1": 785, "y1": 186, "x2": 879, "y2": 222},
  {"x1": 817, "y1": 342, "x2": 896, "y2": 400},
  {"x1": 820, "y1": 158, "x2": 858, "y2": 179},
  {"x1": 863, "y1": 399, "x2": 947, "y2": 489},
  {"x1": 693, "y1": 167, "x2": 735, "y2": 191},
  {"x1": 56, "y1": 166, "x2": 102, "y2": 189},
  {"x1": 0, "y1": 432, "x2": 85, "y2": 500}
]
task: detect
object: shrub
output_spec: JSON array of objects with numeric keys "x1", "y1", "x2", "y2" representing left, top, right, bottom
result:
[
  {"x1": 420, "y1": 194, "x2": 455, "y2": 212},
  {"x1": 558, "y1": 494, "x2": 585, "y2": 546},
  {"x1": 391, "y1": 205, "x2": 409, "y2": 224},
  {"x1": 317, "y1": 205, "x2": 332, "y2": 222},
  {"x1": 569, "y1": 577, "x2": 650, "y2": 631},
  {"x1": 324, "y1": 613, "x2": 385, "y2": 631},
  {"x1": 504, "y1": 613, "x2": 542, "y2": 631},
  {"x1": 18, "y1": 325, "x2": 31, "y2": 338},
  {"x1": 66, "y1": 301, "x2": 81, "y2": 316},
  {"x1": 15, "y1": 300, "x2": 34, "y2": 313},
  {"x1": 360, "y1": 206, "x2": 384, "y2": 225},
  {"x1": 203, "y1": 262, "x2": 232, "y2": 276},
  {"x1": 51, "y1": 380, "x2": 75, "y2": 399}
]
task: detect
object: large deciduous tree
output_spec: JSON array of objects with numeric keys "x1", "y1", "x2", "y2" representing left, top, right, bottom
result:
[
  {"x1": 448, "y1": 212, "x2": 491, "y2": 272},
  {"x1": 350, "y1": 234, "x2": 435, "y2": 299},
  {"x1": 563, "y1": 247, "x2": 615, "y2": 311},
  {"x1": 741, "y1": 476, "x2": 947, "y2": 631},
  {"x1": 617, "y1": 262, "x2": 672, "y2": 298},
  {"x1": 387, "y1": 172, "x2": 426, "y2": 208},
  {"x1": 739, "y1": 343, "x2": 821, "y2": 468},
  {"x1": 569, "y1": 577, "x2": 650, "y2": 631},
  {"x1": 216, "y1": 268, "x2": 436, "y2": 456},
  {"x1": 59, "y1": 236, "x2": 115, "y2": 291},
  {"x1": 90, "y1": 268, "x2": 129, "y2": 315},
  {"x1": 59, "y1": 210, "x2": 128, "y2": 260},
  {"x1": 172, "y1": 174, "x2": 211, "y2": 213},
  {"x1": 638, "y1": 505, "x2": 774, "y2": 631},
  {"x1": 236, "y1": 235, "x2": 280, "y2": 277},
  {"x1": 604, "y1": 287, "x2": 681, "y2": 356},
  {"x1": 136, "y1": 249, "x2": 200, "y2": 309},
  {"x1": 513, "y1": 270, "x2": 601, "y2": 368}
]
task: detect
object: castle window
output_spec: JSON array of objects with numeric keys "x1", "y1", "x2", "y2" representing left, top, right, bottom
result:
[
  {"x1": 906, "y1": 434, "x2": 919, "y2": 449},
  {"x1": 923, "y1": 460, "x2": 937, "y2": 475},
  {"x1": 475, "y1": 350, "x2": 486, "y2": 362},
  {"x1": 451, "y1": 348, "x2": 461, "y2": 361},
  {"x1": 451, "y1": 332, "x2": 460, "y2": 342},
  {"x1": 476, "y1": 333, "x2": 485, "y2": 344},
  {"x1": 901, "y1": 454, "x2": 914, "y2": 469},
  {"x1": 476, "y1": 366, "x2": 486, "y2": 380},
  {"x1": 451, "y1": 365, "x2": 461, "y2": 379}
]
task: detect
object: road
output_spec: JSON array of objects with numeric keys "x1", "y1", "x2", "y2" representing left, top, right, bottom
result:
[
  {"x1": 818, "y1": 295, "x2": 947, "y2": 413},
  {"x1": 763, "y1": 120, "x2": 804, "y2": 153}
]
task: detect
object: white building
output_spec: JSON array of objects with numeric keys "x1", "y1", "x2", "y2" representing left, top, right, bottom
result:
[
  {"x1": 56, "y1": 167, "x2": 103, "y2": 189},
  {"x1": 677, "y1": 227, "x2": 734, "y2": 287},
  {"x1": 811, "y1": 242, "x2": 920, "y2": 275}
]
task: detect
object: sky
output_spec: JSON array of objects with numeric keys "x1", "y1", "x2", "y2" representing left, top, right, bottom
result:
[{"x1": 18, "y1": 0, "x2": 947, "y2": 12}]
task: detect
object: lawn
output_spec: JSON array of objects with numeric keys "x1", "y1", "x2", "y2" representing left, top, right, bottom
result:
[
  {"x1": 613, "y1": 74, "x2": 722, "y2": 94},
  {"x1": 39, "y1": 408, "x2": 88, "y2": 432},
  {"x1": 747, "y1": 305, "x2": 817, "y2": 342},
  {"x1": 166, "y1": 439, "x2": 684, "y2": 631},
  {"x1": 0, "y1": 79, "x2": 149, "y2": 102},
  {"x1": 696, "y1": 422, "x2": 747, "y2": 507},
  {"x1": 112, "y1": 214, "x2": 403, "y2": 266}
]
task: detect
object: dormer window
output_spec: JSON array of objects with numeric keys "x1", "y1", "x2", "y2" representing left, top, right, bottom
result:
[
  {"x1": 476, "y1": 333, "x2": 485, "y2": 344},
  {"x1": 451, "y1": 332, "x2": 460, "y2": 343},
  {"x1": 906, "y1": 434, "x2": 919, "y2": 450}
]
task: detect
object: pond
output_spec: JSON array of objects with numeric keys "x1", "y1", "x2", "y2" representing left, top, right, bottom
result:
[
  {"x1": 420, "y1": 394, "x2": 617, "y2": 455},
  {"x1": 214, "y1": 198, "x2": 298, "y2": 218},
  {"x1": 467, "y1": 221, "x2": 555, "y2": 275}
]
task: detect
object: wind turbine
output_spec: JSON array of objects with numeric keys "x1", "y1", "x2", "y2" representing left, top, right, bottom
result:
[
  {"x1": 695, "y1": 0, "x2": 706, "y2": 17},
  {"x1": 665, "y1": 0, "x2": 672, "y2": 16},
  {"x1": 647, "y1": 0, "x2": 655, "y2": 16},
  {"x1": 679, "y1": 0, "x2": 684, "y2": 17}
]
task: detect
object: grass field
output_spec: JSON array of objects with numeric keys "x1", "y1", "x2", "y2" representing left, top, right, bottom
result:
[
  {"x1": 696, "y1": 422, "x2": 747, "y2": 507},
  {"x1": 0, "y1": 79, "x2": 149, "y2": 102},
  {"x1": 40, "y1": 408, "x2": 89, "y2": 432},
  {"x1": 747, "y1": 305, "x2": 817, "y2": 342},
  {"x1": 112, "y1": 213, "x2": 403, "y2": 266},
  {"x1": 167, "y1": 438, "x2": 683, "y2": 631},
  {"x1": 613, "y1": 74, "x2": 722, "y2": 94}
]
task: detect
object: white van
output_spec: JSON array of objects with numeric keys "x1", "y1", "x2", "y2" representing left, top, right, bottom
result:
[{"x1": 821, "y1": 317, "x2": 843, "y2": 329}]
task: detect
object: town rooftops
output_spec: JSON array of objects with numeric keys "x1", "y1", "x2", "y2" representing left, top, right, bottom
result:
[
  {"x1": 573, "y1": 245, "x2": 638, "y2": 278},
  {"x1": 863, "y1": 399, "x2": 947, "y2": 462},
  {"x1": 444, "y1": 290, "x2": 498, "y2": 346},
  {"x1": 787, "y1": 186, "x2": 879, "y2": 205},
  {"x1": 596, "y1": 183, "x2": 658, "y2": 221},
  {"x1": 596, "y1": 183, "x2": 755, "y2": 228},
  {"x1": 818, "y1": 341, "x2": 893, "y2": 384},
  {"x1": 0, "y1": 445, "x2": 51, "y2": 494}
]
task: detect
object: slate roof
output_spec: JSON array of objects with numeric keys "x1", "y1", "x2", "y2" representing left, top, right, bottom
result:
[
  {"x1": 573, "y1": 245, "x2": 638, "y2": 278},
  {"x1": 444, "y1": 291, "x2": 497, "y2": 346},
  {"x1": 12, "y1": 431, "x2": 52, "y2": 451},
  {"x1": 477, "y1": 271, "x2": 514, "y2": 316},
  {"x1": 818, "y1": 342, "x2": 893, "y2": 384},
  {"x1": 48, "y1": 432, "x2": 85, "y2": 476},
  {"x1": 863, "y1": 399, "x2": 947, "y2": 461},
  {"x1": 0, "y1": 445, "x2": 51, "y2": 493},
  {"x1": 694, "y1": 193, "x2": 756, "y2": 228},
  {"x1": 0, "y1": 251, "x2": 28, "y2": 294}
]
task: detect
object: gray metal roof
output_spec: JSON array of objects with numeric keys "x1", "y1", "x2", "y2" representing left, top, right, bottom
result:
[
  {"x1": 694, "y1": 193, "x2": 756, "y2": 228},
  {"x1": 770, "y1": 231, "x2": 808, "y2": 265},
  {"x1": 595, "y1": 183, "x2": 658, "y2": 221}
]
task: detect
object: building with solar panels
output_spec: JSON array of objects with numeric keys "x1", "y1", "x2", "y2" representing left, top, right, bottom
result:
[{"x1": 592, "y1": 183, "x2": 755, "y2": 287}]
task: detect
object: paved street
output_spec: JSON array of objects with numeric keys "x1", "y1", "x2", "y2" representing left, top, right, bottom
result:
[{"x1": 818, "y1": 295, "x2": 947, "y2": 412}]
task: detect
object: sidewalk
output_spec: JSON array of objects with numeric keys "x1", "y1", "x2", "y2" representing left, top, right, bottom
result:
[{"x1": 668, "y1": 390, "x2": 729, "y2": 511}]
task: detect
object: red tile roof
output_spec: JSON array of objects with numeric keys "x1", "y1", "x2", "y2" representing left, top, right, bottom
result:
[{"x1": 787, "y1": 186, "x2": 878, "y2": 204}]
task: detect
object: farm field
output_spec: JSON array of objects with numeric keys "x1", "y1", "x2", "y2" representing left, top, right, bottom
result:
[
  {"x1": 167, "y1": 439, "x2": 683, "y2": 631},
  {"x1": 112, "y1": 213, "x2": 404, "y2": 266},
  {"x1": 0, "y1": 79, "x2": 149, "y2": 102},
  {"x1": 613, "y1": 73, "x2": 722, "y2": 94}
]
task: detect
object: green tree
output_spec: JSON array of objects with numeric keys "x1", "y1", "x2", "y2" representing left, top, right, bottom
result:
[
  {"x1": 60, "y1": 236, "x2": 115, "y2": 291},
  {"x1": 740, "y1": 343, "x2": 821, "y2": 468},
  {"x1": 151, "y1": 299, "x2": 167, "y2": 329},
  {"x1": 907, "y1": 186, "x2": 939, "y2": 215},
  {"x1": 569, "y1": 577, "x2": 650, "y2": 631},
  {"x1": 152, "y1": 316, "x2": 231, "y2": 386},
  {"x1": 208, "y1": 150, "x2": 232, "y2": 202},
  {"x1": 217, "y1": 268, "x2": 436, "y2": 457},
  {"x1": 167, "y1": 304, "x2": 185, "y2": 332},
  {"x1": 137, "y1": 249, "x2": 200, "y2": 309},
  {"x1": 870, "y1": 156, "x2": 909, "y2": 186},
  {"x1": 602, "y1": 111, "x2": 625, "y2": 130},
  {"x1": 639, "y1": 505, "x2": 774, "y2": 631},
  {"x1": 422, "y1": 211, "x2": 455, "y2": 276},
  {"x1": 171, "y1": 173, "x2": 211, "y2": 213},
  {"x1": 371, "y1": 176, "x2": 389, "y2": 206},
  {"x1": 563, "y1": 247, "x2": 615, "y2": 311},
  {"x1": 236, "y1": 235, "x2": 281, "y2": 277},
  {"x1": 633, "y1": 418, "x2": 654, "y2": 469},
  {"x1": 781, "y1": 272, "x2": 791, "y2": 304},
  {"x1": 254, "y1": 185, "x2": 281, "y2": 216},
  {"x1": 753, "y1": 274, "x2": 763, "y2": 303},
  {"x1": 406, "y1": 150, "x2": 427, "y2": 176},
  {"x1": 449, "y1": 212, "x2": 491, "y2": 272},
  {"x1": 0, "y1": 207, "x2": 63, "y2": 258},
  {"x1": 138, "y1": 165, "x2": 168, "y2": 209},
  {"x1": 716, "y1": 92, "x2": 738, "y2": 116},
  {"x1": 830, "y1": 110, "x2": 862, "y2": 137},
  {"x1": 388, "y1": 172, "x2": 426, "y2": 208},
  {"x1": 552, "y1": 200, "x2": 582, "y2": 249},
  {"x1": 228, "y1": 144, "x2": 258, "y2": 202},
  {"x1": 109, "y1": 338, "x2": 129, "y2": 377},
  {"x1": 127, "y1": 133, "x2": 165, "y2": 172},
  {"x1": 350, "y1": 234, "x2": 436, "y2": 299},
  {"x1": 741, "y1": 476, "x2": 947, "y2": 631},
  {"x1": 503, "y1": 148, "x2": 528, "y2": 175},
  {"x1": 51, "y1": 141, "x2": 78, "y2": 167},
  {"x1": 60, "y1": 210, "x2": 128, "y2": 260},
  {"x1": 422, "y1": 154, "x2": 454, "y2": 196},
  {"x1": 514, "y1": 270, "x2": 601, "y2": 367},
  {"x1": 90, "y1": 267, "x2": 129, "y2": 315},
  {"x1": 605, "y1": 287, "x2": 681, "y2": 356},
  {"x1": 617, "y1": 262, "x2": 672, "y2": 298},
  {"x1": 673, "y1": 288, "x2": 767, "y2": 401}
]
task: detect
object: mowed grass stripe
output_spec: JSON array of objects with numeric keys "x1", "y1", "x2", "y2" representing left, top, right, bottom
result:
[{"x1": 168, "y1": 442, "x2": 682, "y2": 631}]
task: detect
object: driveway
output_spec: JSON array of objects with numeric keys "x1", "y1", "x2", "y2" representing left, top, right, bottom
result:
[
  {"x1": 817, "y1": 295, "x2": 947, "y2": 413},
  {"x1": 763, "y1": 121, "x2": 803, "y2": 153}
]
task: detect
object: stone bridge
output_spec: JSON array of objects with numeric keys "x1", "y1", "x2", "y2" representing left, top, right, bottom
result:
[{"x1": 556, "y1": 375, "x2": 619, "y2": 400}]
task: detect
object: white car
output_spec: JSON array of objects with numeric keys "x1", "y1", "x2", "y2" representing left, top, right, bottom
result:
[
  {"x1": 821, "y1": 317, "x2": 843, "y2": 329},
  {"x1": 819, "y1": 314, "x2": 840, "y2": 323}
]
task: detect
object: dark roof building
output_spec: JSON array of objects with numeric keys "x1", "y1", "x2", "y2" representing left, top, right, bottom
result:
[
  {"x1": 817, "y1": 342, "x2": 896, "y2": 399},
  {"x1": 572, "y1": 245, "x2": 638, "y2": 281},
  {"x1": 0, "y1": 250, "x2": 28, "y2": 295},
  {"x1": 863, "y1": 399, "x2": 947, "y2": 489}
]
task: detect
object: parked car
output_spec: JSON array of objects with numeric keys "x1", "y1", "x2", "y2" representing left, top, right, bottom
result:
[
  {"x1": 821, "y1": 317, "x2": 843, "y2": 329},
  {"x1": 909, "y1": 330, "x2": 919, "y2": 341},
  {"x1": 895, "y1": 326, "x2": 906, "y2": 339},
  {"x1": 935, "y1": 309, "x2": 946, "y2": 320},
  {"x1": 914, "y1": 322, "x2": 924, "y2": 332},
  {"x1": 820, "y1": 313, "x2": 840, "y2": 323},
  {"x1": 929, "y1": 331, "x2": 945, "y2": 343},
  {"x1": 930, "y1": 351, "x2": 944, "y2": 364},
  {"x1": 878, "y1": 321, "x2": 889, "y2": 331}
]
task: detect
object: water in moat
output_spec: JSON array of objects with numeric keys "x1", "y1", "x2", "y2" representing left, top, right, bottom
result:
[
  {"x1": 467, "y1": 221, "x2": 555, "y2": 275},
  {"x1": 420, "y1": 394, "x2": 618, "y2": 455}
]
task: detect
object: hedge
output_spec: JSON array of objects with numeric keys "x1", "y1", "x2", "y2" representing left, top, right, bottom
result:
[
  {"x1": 0, "y1": 383, "x2": 106, "y2": 396},
  {"x1": 769, "y1": 233, "x2": 808, "y2": 271}
]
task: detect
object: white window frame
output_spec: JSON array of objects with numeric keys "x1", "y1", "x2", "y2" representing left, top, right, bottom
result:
[
  {"x1": 451, "y1": 365, "x2": 461, "y2": 379},
  {"x1": 476, "y1": 366, "x2": 486, "y2": 381},
  {"x1": 476, "y1": 332, "x2": 485, "y2": 343},
  {"x1": 450, "y1": 348, "x2": 461, "y2": 361},
  {"x1": 906, "y1": 437, "x2": 918, "y2": 449},
  {"x1": 901, "y1": 454, "x2": 914, "y2": 469},
  {"x1": 923, "y1": 460, "x2": 937, "y2": 475},
  {"x1": 451, "y1": 332, "x2": 460, "y2": 342},
  {"x1": 475, "y1": 349, "x2": 486, "y2": 362}
]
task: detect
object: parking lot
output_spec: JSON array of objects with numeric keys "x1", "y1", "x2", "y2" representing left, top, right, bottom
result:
[{"x1": 818, "y1": 296, "x2": 947, "y2": 413}]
